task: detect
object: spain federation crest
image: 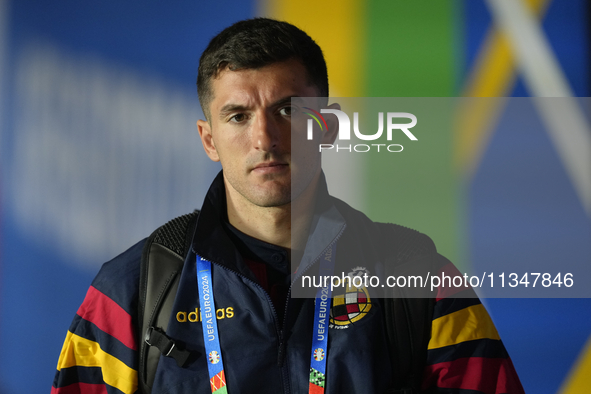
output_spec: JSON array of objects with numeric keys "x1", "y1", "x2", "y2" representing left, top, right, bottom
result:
[{"x1": 329, "y1": 267, "x2": 372, "y2": 329}]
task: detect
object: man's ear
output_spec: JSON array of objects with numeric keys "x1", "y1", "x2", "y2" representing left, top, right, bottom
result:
[
  {"x1": 322, "y1": 102, "x2": 341, "y2": 144},
  {"x1": 197, "y1": 119, "x2": 220, "y2": 162}
]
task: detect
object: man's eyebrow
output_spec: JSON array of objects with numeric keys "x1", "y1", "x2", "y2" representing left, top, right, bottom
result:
[
  {"x1": 219, "y1": 103, "x2": 249, "y2": 117},
  {"x1": 218, "y1": 96, "x2": 301, "y2": 117},
  {"x1": 272, "y1": 96, "x2": 297, "y2": 107}
]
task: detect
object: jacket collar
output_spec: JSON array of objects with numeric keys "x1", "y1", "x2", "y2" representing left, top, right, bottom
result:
[
  {"x1": 294, "y1": 175, "x2": 346, "y2": 280},
  {"x1": 191, "y1": 171, "x2": 246, "y2": 275}
]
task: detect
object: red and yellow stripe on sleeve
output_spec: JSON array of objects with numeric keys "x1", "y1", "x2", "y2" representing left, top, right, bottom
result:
[
  {"x1": 422, "y1": 263, "x2": 525, "y2": 394},
  {"x1": 52, "y1": 286, "x2": 138, "y2": 394}
]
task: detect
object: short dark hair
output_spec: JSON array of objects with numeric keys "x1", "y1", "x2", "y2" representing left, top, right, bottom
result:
[{"x1": 197, "y1": 18, "x2": 329, "y2": 119}]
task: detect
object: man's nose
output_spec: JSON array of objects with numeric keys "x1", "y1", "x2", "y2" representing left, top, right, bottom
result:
[{"x1": 252, "y1": 114, "x2": 279, "y2": 152}]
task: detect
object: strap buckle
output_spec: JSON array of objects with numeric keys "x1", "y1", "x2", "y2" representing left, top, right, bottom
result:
[
  {"x1": 144, "y1": 326, "x2": 154, "y2": 346},
  {"x1": 144, "y1": 326, "x2": 191, "y2": 367}
]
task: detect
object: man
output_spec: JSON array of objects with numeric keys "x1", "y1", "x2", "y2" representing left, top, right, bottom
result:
[{"x1": 52, "y1": 18, "x2": 524, "y2": 394}]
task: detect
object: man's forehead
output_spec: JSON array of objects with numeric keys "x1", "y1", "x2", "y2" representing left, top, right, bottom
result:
[{"x1": 209, "y1": 60, "x2": 319, "y2": 109}]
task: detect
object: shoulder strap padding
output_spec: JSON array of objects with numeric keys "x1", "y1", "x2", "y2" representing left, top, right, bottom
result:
[{"x1": 138, "y1": 211, "x2": 199, "y2": 393}]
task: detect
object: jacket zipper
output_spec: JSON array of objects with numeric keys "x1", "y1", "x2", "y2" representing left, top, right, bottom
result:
[
  {"x1": 278, "y1": 224, "x2": 347, "y2": 389},
  {"x1": 206, "y1": 260, "x2": 289, "y2": 392},
  {"x1": 202, "y1": 224, "x2": 346, "y2": 394}
]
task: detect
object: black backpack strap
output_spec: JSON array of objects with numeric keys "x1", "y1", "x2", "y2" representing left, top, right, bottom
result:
[
  {"x1": 377, "y1": 223, "x2": 438, "y2": 394},
  {"x1": 383, "y1": 295, "x2": 435, "y2": 393},
  {"x1": 138, "y1": 211, "x2": 199, "y2": 394}
]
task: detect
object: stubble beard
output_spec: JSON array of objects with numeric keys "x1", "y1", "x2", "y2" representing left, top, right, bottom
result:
[
  {"x1": 224, "y1": 149, "x2": 321, "y2": 210},
  {"x1": 247, "y1": 177, "x2": 292, "y2": 208}
]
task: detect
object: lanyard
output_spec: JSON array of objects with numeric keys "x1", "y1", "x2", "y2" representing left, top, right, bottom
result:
[
  {"x1": 196, "y1": 257, "x2": 227, "y2": 394},
  {"x1": 308, "y1": 243, "x2": 337, "y2": 393},
  {"x1": 195, "y1": 243, "x2": 337, "y2": 394}
]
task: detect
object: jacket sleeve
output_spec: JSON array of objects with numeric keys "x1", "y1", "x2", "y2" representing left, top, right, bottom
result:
[
  {"x1": 52, "y1": 241, "x2": 144, "y2": 394},
  {"x1": 421, "y1": 259, "x2": 525, "y2": 394}
]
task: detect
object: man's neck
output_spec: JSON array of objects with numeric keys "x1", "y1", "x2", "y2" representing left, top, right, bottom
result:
[
  {"x1": 227, "y1": 202, "x2": 292, "y2": 248},
  {"x1": 225, "y1": 178, "x2": 319, "y2": 253}
]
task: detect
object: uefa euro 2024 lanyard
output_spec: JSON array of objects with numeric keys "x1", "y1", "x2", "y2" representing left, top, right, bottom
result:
[{"x1": 196, "y1": 243, "x2": 337, "y2": 394}]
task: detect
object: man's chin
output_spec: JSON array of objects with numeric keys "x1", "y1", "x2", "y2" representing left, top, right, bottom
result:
[{"x1": 248, "y1": 188, "x2": 292, "y2": 208}]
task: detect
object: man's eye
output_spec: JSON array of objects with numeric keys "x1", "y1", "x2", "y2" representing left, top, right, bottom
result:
[
  {"x1": 230, "y1": 113, "x2": 246, "y2": 123},
  {"x1": 279, "y1": 106, "x2": 293, "y2": 117}
]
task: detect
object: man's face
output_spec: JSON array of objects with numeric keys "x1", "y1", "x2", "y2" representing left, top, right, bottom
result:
[{"x1": 197, "y1": 59, "x2": 331, "y2": 209}]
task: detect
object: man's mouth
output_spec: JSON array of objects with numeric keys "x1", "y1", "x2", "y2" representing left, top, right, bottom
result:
[{"x1": 252, "y1": 161, "x2": 289, "y2": 174}]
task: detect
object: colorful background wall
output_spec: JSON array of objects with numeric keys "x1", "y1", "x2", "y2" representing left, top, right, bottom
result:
[{"x1": 0, "y1": 1, "x2": 590, "y2": 393}]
